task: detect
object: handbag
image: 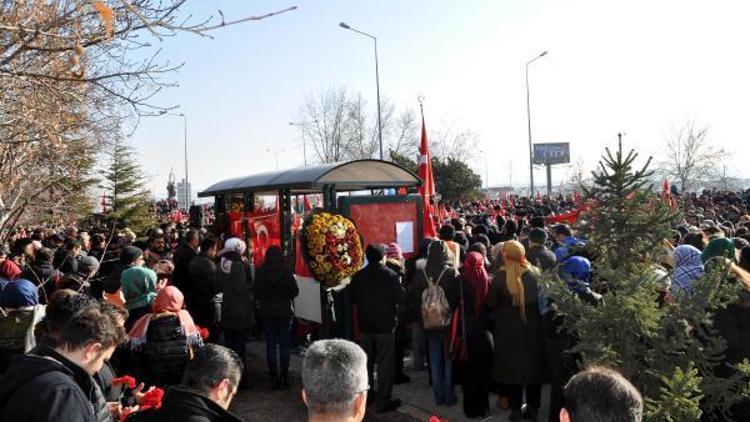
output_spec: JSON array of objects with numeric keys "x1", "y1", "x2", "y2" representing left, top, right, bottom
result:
[{"x1": 449, "y1": 279, "x2": 469, "y2": 362}]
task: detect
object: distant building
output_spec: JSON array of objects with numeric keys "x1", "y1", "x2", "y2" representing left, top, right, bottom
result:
[{"x1": 177, "y1": 178, "x2": 192, "y2": 210}]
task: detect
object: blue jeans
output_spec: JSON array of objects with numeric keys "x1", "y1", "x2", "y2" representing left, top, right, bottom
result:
[
  {"x1": 264, "y1": 317, "x2": 292, "y2": 377},
  {"x1": 428, "y1": 336, "x2": 456, "y2": 405}
]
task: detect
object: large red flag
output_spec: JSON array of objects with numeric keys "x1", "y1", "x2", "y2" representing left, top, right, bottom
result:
[{"x1": 419, "y1": 107, "x2": 437, "y2": 238}]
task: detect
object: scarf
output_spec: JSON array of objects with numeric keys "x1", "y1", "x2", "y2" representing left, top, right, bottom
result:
[
  {"x1": 220, "y1": 238, "x2": 246, "y2": 274},
  {"x1": 672, "y1": 245, "x2": 704, "y2": 295},
  {"x1": 462, "y1": 252, "x2": 490, "y2": 318},
  {"x1": 502, "y1": 240, "x2": 531, "y2": 322},
  {"x1": 128, "y1": 286, "x2": 201, "y2": 349}
]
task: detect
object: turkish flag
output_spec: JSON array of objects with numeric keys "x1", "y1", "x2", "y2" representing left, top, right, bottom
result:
[{"x1": 418, "y1": 109, "x2": 437, "y2": 238}]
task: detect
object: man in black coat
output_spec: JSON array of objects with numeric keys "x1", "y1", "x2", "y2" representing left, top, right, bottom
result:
[
  {"x1": 172, "y1": 229, "x2": 200, "y2": 292},
  {"x1": 128, "y1": 344, "x2": 245, "y2": 422},
  {"x1": 0, "y1": 299, "x2": 126, "y2": 422},
  {"x1": 21, "y1": 247, "x2": 62, "y2": 304},
  {"x1": 526, "y1": 228, "x2": 557, "y2": 272},
  {"x1": 349, "y1": 244, "x2": 405, "y2": 414}
]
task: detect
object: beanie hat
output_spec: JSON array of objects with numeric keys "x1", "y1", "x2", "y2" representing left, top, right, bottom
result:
[
  {"x1": 120, "y1": 246, "x2": 144, "y2": 265},
  {"x1": 365, "y1": 244, "x2": 386, "y2": 264},
  {"x1": 77, "y1": 255, "x2": 100, "y2": 276},
  {"x1": 386, "y1": 242, "x2": 403, "y2": 261}
]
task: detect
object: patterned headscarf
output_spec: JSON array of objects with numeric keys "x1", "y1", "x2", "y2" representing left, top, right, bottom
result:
[
  {"x1": 672, "y1": 245, "x2": 704, "y2": 295},
  {"x1": 128, "y1": 286, "x2": 201, "y2": 349}
]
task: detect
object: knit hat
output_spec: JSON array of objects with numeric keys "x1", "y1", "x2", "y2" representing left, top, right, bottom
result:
[
  {"x1": 77, "y1": 255, "x2": 99, "y2": 276},
  {"x1": 120, "y1": 246, "x2": 144, "y2": 265},
  {"x1": 386, "y1": 242, "x2": 403, "y2": 261},
  {"x1": 365, "y1": 244, "x2": 386, "y2": 264}
]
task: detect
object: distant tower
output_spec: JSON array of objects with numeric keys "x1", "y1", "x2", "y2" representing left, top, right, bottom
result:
[{"x1": 167, "y1": 169, "x2": 176, "y2": 200}]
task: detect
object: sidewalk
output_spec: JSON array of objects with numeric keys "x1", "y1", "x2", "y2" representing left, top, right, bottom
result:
[{"x1": 230, "y1": 340, "x2": 550, "y2": 422}]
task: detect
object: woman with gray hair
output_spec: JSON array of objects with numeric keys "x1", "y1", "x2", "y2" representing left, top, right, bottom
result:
[
  {"x1": 217, "y1": 237, "x2": 255, "y2": 389},
  {"x1": 302, "y1": 339, "x2": 369, "y2": 422}
]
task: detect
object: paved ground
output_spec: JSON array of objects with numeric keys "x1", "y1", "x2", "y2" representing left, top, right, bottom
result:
[{"x1": 230, "y1": 340, "x2": 550, "y2": 422}]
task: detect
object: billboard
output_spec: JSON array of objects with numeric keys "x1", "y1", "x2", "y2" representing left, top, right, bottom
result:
[{"x1": 533, "y1": 142, "x2": 570, "y2": 165}]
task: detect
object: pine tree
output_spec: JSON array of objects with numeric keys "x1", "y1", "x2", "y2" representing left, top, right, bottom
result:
[
  {"x1": 542, "y1": 142, "x2": 750, "y2": 421},
  {"x1": 101, "y1": 138, "x2": 155, "y2": 234}
]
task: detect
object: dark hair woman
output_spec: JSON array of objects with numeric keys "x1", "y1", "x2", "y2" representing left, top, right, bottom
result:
[{"x1": 253, "y1": 245, "x2": 299, "y2": 390}]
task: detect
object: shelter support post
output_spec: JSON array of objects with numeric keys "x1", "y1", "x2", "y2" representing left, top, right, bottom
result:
[
  {"x1": 322, "y1": 184, "x2": 337, "y2": 211},
  {"x1": 279, "y1": 189, "x2": 293, "y2": 259}
]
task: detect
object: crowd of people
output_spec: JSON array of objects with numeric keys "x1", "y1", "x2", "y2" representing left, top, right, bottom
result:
[{"x1": 0, "y1": 187, "x2": 747, "y2": 421}]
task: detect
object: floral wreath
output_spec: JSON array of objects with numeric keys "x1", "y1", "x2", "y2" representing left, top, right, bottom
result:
[{"x1": 301, "y1": 211, "x2": 363, "y2": 288}]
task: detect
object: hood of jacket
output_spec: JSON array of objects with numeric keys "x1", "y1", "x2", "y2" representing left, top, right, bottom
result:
[{"x1": 424, "y1": 240, "x2": 455, "y2": 279}]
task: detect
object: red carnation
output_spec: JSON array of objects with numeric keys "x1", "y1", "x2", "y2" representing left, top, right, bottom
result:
[
  {"x1": 198, "y1": 326, "x2": 210, "y2": 340},
  {"x1": 112, "y1": 375, "x2": 137, "y2": 389},
  {"x1": 141, "y1": 387, "x2": 165, "y2": 409}
]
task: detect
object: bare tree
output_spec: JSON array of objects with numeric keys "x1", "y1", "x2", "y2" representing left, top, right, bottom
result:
[
  {"x1": 299, "y1": 87, "x2": 355, "y2": 163},
  {"x1": 388, "y1": 108, "x2": 419, "y2": 158},
  {"x1": 431, "y1": 119, "x2": 480, "y2": 163},
  {"x1": 661, "y1": 120, "x2": 722, "y2": 193},
  {"x1": 0, "y1": 1, "x2": 295, "y2": 234}
]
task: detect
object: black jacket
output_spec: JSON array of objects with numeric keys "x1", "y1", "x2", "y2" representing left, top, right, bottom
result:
[
  {"x1": 218, "y1": 254, "x2": 255, "y2": 331},
  {"x1": 172, "y1": 243, "x2": 197, "y2": 291},
  {"x1": 526, "y1": 245, "x2": 557, "y2": 272},
  {"x1": 253, "y1": 264, "x2": 299, "y2": 320},
  {"x1": 127, "y1": 387, "x2": 244, "y2": 422},
  {"x1": 0, "y1": 346, "x2": 105, "y2": 422},
  {"x1": 186, "y1": 254, "x2": 221, "y2": 327},
  {"x1": 349, "y1": 264, "x2": 405, "y2": 334}
]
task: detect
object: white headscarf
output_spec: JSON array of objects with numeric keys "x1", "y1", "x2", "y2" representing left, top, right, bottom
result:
[{"x1": 219, "y1": 238, "x2": 247, "y2": 273}]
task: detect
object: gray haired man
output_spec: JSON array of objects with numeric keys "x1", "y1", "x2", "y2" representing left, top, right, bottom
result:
[{"x1": 302, "y1": 339, "x2": 369, "y2": 422}]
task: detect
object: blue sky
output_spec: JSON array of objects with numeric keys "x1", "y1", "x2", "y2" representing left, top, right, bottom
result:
[{"x1": 130, "y1": 0, "x2": 750, "y2": 199}]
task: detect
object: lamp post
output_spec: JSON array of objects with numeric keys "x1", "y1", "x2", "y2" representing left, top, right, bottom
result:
[
  {"x1": 265, "y1": 148, "x2": 285, "y2": 170},
  {"x1": 288, "y1": 120, "x2": 319, "y2": 167},
  {"x1": 162, "y1": 112, "x2": 189, "y2": 208},
  {"x1": 526, "y1": 50, "x2": 548, "y2": 196},
  {"x1": 339, "y1": 21, "x2": 383, "y2": 160}
]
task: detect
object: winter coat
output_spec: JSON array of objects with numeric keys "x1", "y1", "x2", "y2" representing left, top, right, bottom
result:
[
  {"x1": 186, "y1": 254, "x2": 221, "y2": 327},
  {"x1": 0, "y1": 346, "x2": 109, "y2": 422},
  {"x1": 127, "y1": 387, "x2": 244, "y2": 422},
  {"x1": 349, "y1": 264, "x2": 405, "y2": 334},
  {"x1": 714, "y1": 290, "x2": 750, "y2": 377},
  {"x1": 253, "y1": 263, "x2": 299, "y2": 320},
  {"x1": 133, "y1": 314, "x2": 192, "y2": 387},
  {"x1": 217, "y1": 253, "x2": 255, "y2": 331},
  {"x1": 172, "y1": 243, "x2": 197, "y2": 291},
  {"x1": 0, "y1": 305, "x2": 46, "y2": 373},
  {"x1": 486, "y1": 269, "x2": 547, "y2": 385}
]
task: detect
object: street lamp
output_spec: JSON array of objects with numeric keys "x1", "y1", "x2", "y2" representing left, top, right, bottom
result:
[
  {"x1": 162, "y1": 112, "x2": 189, "y2": 209},
  {"x1": 339, "y1": 21, "x2": 383, "y2": 160},
  {"x1": 265, "y1": 148, "x2": 285, "y2": 170},
  {"x1": 288, "y1": 120, "x2": 319, "y2": 167},
  {"x1": 526, "y1": 50, "x2": 548, "y2": 196}
]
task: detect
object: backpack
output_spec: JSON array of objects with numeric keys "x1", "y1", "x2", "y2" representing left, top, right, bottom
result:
[{"x1": 421, "y1": 268, "x2": 452, "y2": 330}]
